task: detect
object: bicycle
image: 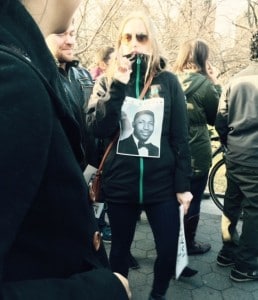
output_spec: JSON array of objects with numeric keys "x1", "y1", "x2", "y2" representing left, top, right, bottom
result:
[{"x1": 208, "y1": 135, "x2": 227, "y2": 211}]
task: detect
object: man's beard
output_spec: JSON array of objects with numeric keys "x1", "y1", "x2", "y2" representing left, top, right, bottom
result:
[{"x1": 57, "y1": 53, "x2": 73, "y2": 64}]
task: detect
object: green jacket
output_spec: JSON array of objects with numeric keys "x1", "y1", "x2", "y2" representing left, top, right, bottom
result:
[{"x1": 177, "y1": 72, "x2": 221, "y2": 176}]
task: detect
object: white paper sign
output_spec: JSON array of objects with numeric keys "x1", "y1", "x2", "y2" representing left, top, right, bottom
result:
[
  {"x1": 92, "y1": 202, "x2": 104, "y2": 219},
  {"x1": 117, "y1": 97, "x2": 164, "y2": 158},
  {"x1": 83, "y1": 165, "x2": 104, "y2": 218},
  {"x1": 175, "y1": 205, "x2": 189, "y2": 279},
  {"x1": 83, "y1": 164, "x2": 97, "y2": 185}
]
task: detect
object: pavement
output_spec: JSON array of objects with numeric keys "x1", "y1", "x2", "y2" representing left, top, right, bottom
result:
[{"x1": 104, "y1": 197, "x2": 258, "y2": 300}]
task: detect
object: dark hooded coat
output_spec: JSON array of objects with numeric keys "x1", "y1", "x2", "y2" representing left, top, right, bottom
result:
[{"x1": 0, "y1": 1, "x2": 128, "y2": 299}]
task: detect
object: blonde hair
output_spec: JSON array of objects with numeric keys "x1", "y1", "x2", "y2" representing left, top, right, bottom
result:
[{"x1": 107, "y1": 11, "x2": 165, "y2": 84}]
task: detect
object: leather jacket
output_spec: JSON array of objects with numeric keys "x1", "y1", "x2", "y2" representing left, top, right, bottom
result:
[
  {"x1": 58, "y1": 60, "x2": 93, "y2": 111},
  {"x1": 58, "y1": 61, "x2": 96, "y2": 169}
]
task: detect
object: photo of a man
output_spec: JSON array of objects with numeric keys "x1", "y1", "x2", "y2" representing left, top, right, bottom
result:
[{"x1": 118, "y1": 110, "x2": 159, "y2": 157}]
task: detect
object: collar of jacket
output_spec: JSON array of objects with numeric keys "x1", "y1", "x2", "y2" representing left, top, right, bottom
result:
[
  {"x1": 178, "y1": 72, "x2": 207, "y2": 98},
  {"x1": 127, "y1": 54, "x2": 149, "y2": 89},
  {"x1": 56, "y1": 60, "x2": 80, "y2": 73},
  {"x1": 128, "y1": 53, "x2": 166, "y2": 86},
  {"x1": 0, "y1": 0, "x2": 58, "y2": 84}
]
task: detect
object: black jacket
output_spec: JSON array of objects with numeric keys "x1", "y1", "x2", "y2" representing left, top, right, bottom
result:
[
  {"x1": 87, "y1": 55, "x2": 192, "y2": 204},
  {"x1": 0, "y1": 1, "x2": 128, "y2": 299},
  {"x1": 58, "y1": 61, "x2": 97, "y2": 169},
  {"x1": 215, "y1": 62, "x2": 258, "y2": 167},
  {"x1": 118, "y1": 134, "x2": 159, "y2": 157},
  {"x1": 60, "y1": 60, "x2": 93, "y2": 110}
]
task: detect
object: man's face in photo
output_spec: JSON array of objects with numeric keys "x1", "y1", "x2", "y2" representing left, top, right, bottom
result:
[{"x1": 133, "y1": 111, "x2": 154, "y2": 142}]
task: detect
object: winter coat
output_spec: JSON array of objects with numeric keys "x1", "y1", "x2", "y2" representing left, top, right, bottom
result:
[
  {"x1": 0, "y1": 1, "x2": 128, "y2": 299},
  {"x1": 177, "y1": 72, "x2": 221, "y2": 176},
  {"x1": 58, "y1": 61, "x2": 97, "y2": 169},
  {"x1": 215, "y1": 62, "x2": 258, "y2": 167},
  {"x1": 59, "y1": 60, "x2": 94, "y2": 110},
  {"x1": 87, "y1": 54, "x2": 192, "y2": 204}
]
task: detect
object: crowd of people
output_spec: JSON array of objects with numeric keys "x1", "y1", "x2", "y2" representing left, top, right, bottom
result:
[{"x1": 0, "y1": 1, "x2": 258, "y2": 300}]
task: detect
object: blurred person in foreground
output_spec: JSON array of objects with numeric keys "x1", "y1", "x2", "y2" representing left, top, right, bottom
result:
[
  {"x1": 87, "y1": 10, "x2": 194, "y2": 300},
  {"x1": 90, "y1": 46, "x2": 115, "y2": 82},
  {"x1": 173, "y1": 39, "x2": 222, "y2": 256},
  {"x1": 215, "y1": 31, "x2": 258, "y2": 282},
  {"x1": 0, "y1": 0, "x2": 130, "y2": 299}
]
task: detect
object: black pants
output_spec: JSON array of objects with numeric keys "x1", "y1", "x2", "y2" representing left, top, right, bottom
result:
[
  {"x1": 186, "y1": 172, "x2": 209, "y2": 219},
  {"x1": 107, "y1": 199, "x2": 179, "y2": 296},
  {"x1": 221, "y1": 160, "x2": 258, "y2": 271}
]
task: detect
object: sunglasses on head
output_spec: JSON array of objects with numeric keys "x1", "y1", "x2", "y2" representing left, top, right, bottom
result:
[{"x1": 121, "y1": 33, "x2": 149, "y2": 44}]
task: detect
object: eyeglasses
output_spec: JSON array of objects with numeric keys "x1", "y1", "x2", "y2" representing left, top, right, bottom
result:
[{"x1": 121, "y1": 33, "x2": 149, "y2": 45}]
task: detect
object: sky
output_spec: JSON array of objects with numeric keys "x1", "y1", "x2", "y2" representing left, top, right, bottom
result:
[{"x1": 215, "y1": 0, "x2": 247, "y2": 35}]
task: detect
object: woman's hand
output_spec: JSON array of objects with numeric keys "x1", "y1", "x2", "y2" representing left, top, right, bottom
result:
[
  {"x1": 113, "y1": 54, "x2": 133, "y2": 84},
  {"x1": 176, "y1": 191, "x2": 193, "y2": 215},
  {"x1": 206, "y1": 61, "x2": 220, "y2": 85},
  {"x1": 113, "y1": 272, "x2": 132, "y2": 299}
]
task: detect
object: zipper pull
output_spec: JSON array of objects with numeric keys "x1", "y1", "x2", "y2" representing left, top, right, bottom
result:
[{"x1": 136, "y1": 55, "x2": 141, "y2": 98}]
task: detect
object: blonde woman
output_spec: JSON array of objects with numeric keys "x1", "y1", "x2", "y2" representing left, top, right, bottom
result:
[{"x1": 87, "y1": 10, "x2": 194, "y2": 300}]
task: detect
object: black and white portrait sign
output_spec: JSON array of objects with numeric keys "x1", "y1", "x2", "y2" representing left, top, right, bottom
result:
[{"x1": 117, "y1": 96, "x2": 164, "y2": 158}]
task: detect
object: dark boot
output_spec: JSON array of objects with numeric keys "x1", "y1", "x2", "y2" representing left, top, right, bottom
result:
[
  {"x1": 128, "y1": 252, "x2": 140, "y2": 269},
  {"x1": 185, "y1": 214, "x2": 211, "y2": 255},
  {"x1": 181, "y1": 266, "x2": 198, "y2": 277}
]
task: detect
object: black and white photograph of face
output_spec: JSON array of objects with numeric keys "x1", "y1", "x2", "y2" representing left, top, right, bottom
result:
[
  {"x1": 117, "y1": 97, "x2": 164, "y2": 158},
  {"x1": 132, "y1": 110, "x2": 155, "y2": 143}
]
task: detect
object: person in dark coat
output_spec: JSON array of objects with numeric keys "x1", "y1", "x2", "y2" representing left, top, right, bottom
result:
[
  {"x1": 173, "y1": 39, "x2": 221, "y2": 256},
  {"x1": 215, "y1": 31, "x2": 258, "y2": 282},
  {"x1": 87, "y1": 10, "x2": 194, "y2": 300},
  {"x1": 0, "y1": 0, "x2": 130, "y2": 299}
]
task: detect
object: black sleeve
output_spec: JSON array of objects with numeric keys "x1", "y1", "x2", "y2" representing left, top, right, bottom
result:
[
  {"x1": 3, "y1": 269, "x2": 128, "y2": 300},
  {"x1": 169, "y1": 74, "x2": 192, "y2": 192},
  {"x1": 0, "y1": 54, "x2": 128, "y2": 300}
]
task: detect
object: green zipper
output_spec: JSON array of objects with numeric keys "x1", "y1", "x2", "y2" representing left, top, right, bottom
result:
[{"x1": 136, "y1": 56, "x2": 144, "y2": 204}]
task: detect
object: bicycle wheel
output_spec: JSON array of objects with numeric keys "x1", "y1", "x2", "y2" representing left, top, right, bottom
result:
[{"x1": 208, "y1": 158, "x2": 226, "y2": 211}]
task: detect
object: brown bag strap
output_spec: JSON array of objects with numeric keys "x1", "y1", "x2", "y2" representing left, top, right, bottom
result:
[
  {"x1": 97, "y1": 73, "x2": 154, "y2": 171},
  {"x1": 139, "y1": 73, "x2": 154, "y2": 100},
  {"x1": 97, "y1": 131, "x2": 119, "y2": 171}
]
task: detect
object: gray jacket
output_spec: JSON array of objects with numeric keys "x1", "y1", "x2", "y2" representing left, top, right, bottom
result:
[{"x1": 215, "y1": 62, "x2": 258, "y2": 167}]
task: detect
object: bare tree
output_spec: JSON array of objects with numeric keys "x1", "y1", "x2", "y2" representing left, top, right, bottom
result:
[{"x1": 74, "y1": 0, "x2": 257, "y2": 83}]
